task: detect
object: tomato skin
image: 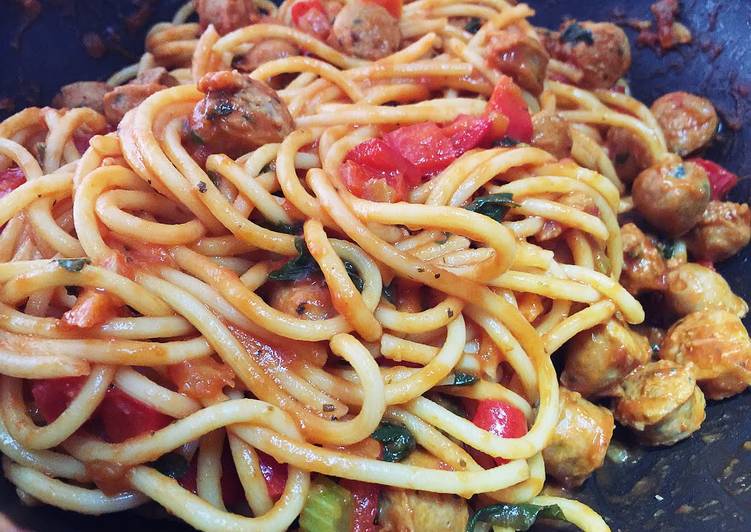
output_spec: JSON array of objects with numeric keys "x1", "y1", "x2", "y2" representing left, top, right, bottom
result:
[
  {"x1": 690, "y1": 158, "x2": 738, "y2": 200},
  {"x1": 384, "y1": 122, "x2": 457, "y2": 177},
  {"x1": 362, "y1": 0, "x2": 402, "y2": 18},
  {"x1": 470, "y1": 399, "x2": 528, "y2": 466},
  {"x1": 30, "y1": 377, "x2": 87, "y2": 422},
  {"x1": 258, "y1": 450, "x2": 288, "y2": 500},
  {"x1": 488, "y1": 75, "x2": 533, "y2": 143},
  {"x1": 0, "y1": 167, "x2": 26, "y2": 197},
  {"x1": 342, "y1": 139, "x2": 417, "y2": 202},
  {"x1": 98, "y1": 388, "x2": 172, "y2": 443},
  {"x1": 340, "y1": 479, "x2": 381, "y2": 532},
  {"x1": 290, "y1": 0, "x2": 331, "y2": 40},
  {"x1": 441, "y1": 114, "x2": 498, "y2": 153}
]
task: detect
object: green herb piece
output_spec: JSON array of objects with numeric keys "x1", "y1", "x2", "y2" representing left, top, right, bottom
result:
[
  {"x1": 465, "y1": 193, "x2": 519, "y2": 222},
  {"x1": 268, "y1": 237, "x2": 319, "y2": 282},
  {"x1": 429, "y1": 393, "x2": 468, "y2": 418},
  {"x1": 299, "y1": 477, "x2": 353, "y2": 532},
  {"x1": 54, "y1": 258, "x2": 91, "y2": 273},
  {"x1": 266, "y1": 222, "x2": 303, "y2": 235},
  {"x1": 382, "y1": 283, "x2": 397, "y2": 305},
  {"x1": 494, "y1": 136, "x2": 519, "y2": 147},
  {"x1": 466, "y1": 502, "x2": 571, "y2": 532},
  {"x1": 452, "y1": 372, "x2": 479, "y2": 386},
  {"x1": 343, "y1": 261, "x2": 364, "y2": 292},
  {"x1": 148, "y1": 452, "x2": 189, "y2": 479},
  {"x1": 560, "y1": 22, "x2": 594, "y2": 45},
  {"x1": 464, "y1": 17, "x2": 482, "y2": 34},
  {"x1": 371, "y1": 422, "x2": 416, "y2": 462}
]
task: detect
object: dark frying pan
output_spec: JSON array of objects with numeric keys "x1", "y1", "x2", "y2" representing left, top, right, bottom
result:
[{"x1": 0, "y1": 1, "x2": 749, "y2": 530}]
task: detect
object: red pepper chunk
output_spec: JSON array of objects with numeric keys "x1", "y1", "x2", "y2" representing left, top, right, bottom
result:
[
  {"x1": 30, "y1": 376, "x2": 87, "y2": 422},
  {"x1": 290, "y1": 0, "x2": 332, "y2": 40},
  {"x1": 471, "y1": 399, "x2": 528, "y2": 466},
  {"x1": 384, "y1": 122, "x2": 458, "y2": 177},
  {"x1": 258, "y1": 450, "x2": 288, "y2": 501},
  {"x1": 340, "y1": 479, "x2": 381, "y2": 532},
  {"x1": 487, "y1": 75, "x2": 533, "y2": 143},
  {"x1": 0, "y1": 167, "x2": 27, "y2": 198},
  {"x1": 98, "y1": 388, "x2": 172, "y2": 443},
  {"x1": 690, "y1": 158, "x2": 739, "y2": 200}
]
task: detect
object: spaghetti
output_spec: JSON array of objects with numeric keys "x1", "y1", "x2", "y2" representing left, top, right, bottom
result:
[{"x1": 0, "y1": 1, "x2": 749, "y2": 531}]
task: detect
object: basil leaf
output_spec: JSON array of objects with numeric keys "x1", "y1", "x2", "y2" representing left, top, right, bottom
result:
[
  {"x1": 465, "y1": 193, "x2": 519, "y2": 222},
  {"x1": 452, "y1": 372, "x2": 479, "y2": 386},
  {"x1": 464, "y1": 17, "x2": 482, "y2": 34},
  {"x1": 265, "y1": 222, "x2": 303, "y2": 235},
  {"x1": 466, "y1": 503, "x2": 571, "y2": 532},
  {"x1": 54, "y1": 258, "x2": 91, "y2": 273},
  {"x1": 656, "y1": 238, "x2": 675, "y2": 259},
  {"x1": 494, "y1": 136, "x2": 520, "y2": 147},
  {"x1": 382, "y1": 283, "x2": 397, "y2": 305},
  {"x1": 560, "y1": 22, "x2": 594, "y2": 45},
  {"x1": 268, "y1": 237, "x2": 319, "y2": 282},
  {"x1": 344, "y1": 261, "x2": 364, "y2": 292},
  {"x1": 149, "y1": 452, "x2": 189, "y2": 480},
  {"x1": 371, "y1": 422, "x2": 416, "y2": 462}
]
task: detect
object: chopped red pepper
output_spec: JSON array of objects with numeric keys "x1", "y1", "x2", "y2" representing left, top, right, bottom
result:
[
  {"x1": 0, "y1": 167, "x2": 26, "y2": 198},
  {"x1": 340, "y1": 479, "x2": 381, "y2": 532},
  {"x1": 290, "y1": 0, "x2": 332, "y2": 40},
  {"x1": 487, "y1": 75, "x2": 533, "y2": 143},
  {"x1": 470, "y1": 399, "x2": 528, "y2": 466},
  {"x1": 690, "y1": 158, "x2": 739, "y2": 200},
  {"x1": 363, "y1": 0, "x2": 402, "y2": 18},
  {"x1": 258, "y1": 450, "x2": 288, "y2": 501}
]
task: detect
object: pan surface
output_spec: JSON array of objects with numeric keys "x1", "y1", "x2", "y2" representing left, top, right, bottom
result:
[{"x1": 0, "y1": 1, "x2": 748, "y2": 530}]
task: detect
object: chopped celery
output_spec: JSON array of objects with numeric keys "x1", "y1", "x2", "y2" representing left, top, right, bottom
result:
[{"x1": 299, "y1": 477, "x2": 353, "y2": 532}]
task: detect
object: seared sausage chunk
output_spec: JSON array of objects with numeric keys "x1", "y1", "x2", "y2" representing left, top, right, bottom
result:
[
  {"x1": 102, "y1": 68, "x2": 179, "y2": 126},
  {"x1": 661, "y1": 310, "x2": 751, "y2": 400},
  {"x1": 52, "y1": 81, "x2": 111, "y2": 114},
  {"x1": 267, "y1": 278, "x2": 335, "y2": 320},
  {"x1": 232, "y1": 39, "x2": 301, "y2": 73},
  {"x1": 188, "y1": 70, "x2": 294, "y2": 158},
  {"x1": 531, "y1": 112, "x2": 571, "y2": 159},
  {"x1": 196, "y1": 0, "x2": 260, "y2": 35},
  {"x1": 685, "y1": 201, "x2": 751, "y2": 262},
  {"x1": 487, "y1": 27, "x2": 549, "y2": 95},
  {"x1": 542, "y1": 388, "x2": 614, "y2": 487},
  {"x1": 329, "y1": 0, "x2": 401, "y2": 60},
  {"x1": 606, "y1": 126, "x2": 652, "y2": 183},
  {"x1": 650, "y1": 91, "x2": 718, "y2": 156},
  {"x1": 614, "y1": 360, "x2": 705, "y2": 446},
  {"x1": 620, "y1": 223, "x2": 668, "y2": 295},
  {"x1": 664, "y1": 263, "x2": 748, "y2": 318},
  {"x1": 561, "y1": 319, "x2": 651, "y2": 398},
  {"x1": 548, "y1": 21, "x2": 631, "y2": 89},
  {"x1": 632, "y1": 157, "x2": 711, "y2": 237}
]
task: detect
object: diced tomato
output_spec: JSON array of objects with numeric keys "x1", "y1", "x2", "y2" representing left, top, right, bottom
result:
[
  {"x1": 470, "y1": 399, "x2": 528, "y2": 466},
  {"x1": 258, "y1": 450, "x2": 288, "y2": 500},
  {"x1": 690, "y1": 158, "x2": 739, "y2": 200},
  {"x1": 61, "y1": 289, "x2": 120, "y2": 329},
  {"x1": 97, "y1": 388, "x2": 172, "y2": 443},
  {"x1": 30, "y1": 377, "x2": 87, "y2": 422},
  {"x1": 347, "y1": 138, "x2": 421, "y2": 186},
  {"x1": 167, "y1": 358, "x2": 235, "y2": 401},
  {"x1": 0, "y1": 167, "x2": 26, "y2": 198},
  {"x1": 340, "y1": 479, "x2": 381, "y2": 532},
  {"x1": 363, "y1": 0, "x2": 402, "y2": 18},
  {"x1": 290, "y1": 0, "x2": 332, "y2": 40},
  {"x1": 487, "y1": 75, "x2": 533, "y2": 143},
  {"x1": 441, "y1": 114, "x2": 498, "y2": 153},
  {"x1": 342, "y1": 138, "x2": 419, "y2": 202},
  {"x1": 384, "y1": 122, "x2": 458, "y2": 177},
  {"x1": 221, "y1": 444, "x2": 244, "y2": 506}
]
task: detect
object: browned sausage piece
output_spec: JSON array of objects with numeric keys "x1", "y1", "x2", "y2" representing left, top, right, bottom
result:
[
  {"x1": 188, "y1": 70, "x2": 294, "y2": 158},
  {"x1": 620, "y1": 223, "x2": 668, "y2": 295},
  {"x1": 51, "y1": 81, "x2": 111, "y2": 114},
  {"x1": 661, "y1": 310, "x2": 751, "y2": 400},
  {"x1": 487, "y1": 27, "x2": 549, "y2": 95},
  {"x1": 196, "y1": 0, "x2": 260, "y2": 35},
  {"x1": 133, "y1": 67, "x2": 179, "y2": 87},
  {"x1": 267, "y1": 279, "x2": 335, "y2": 320},
  {"x1": 650, "y1": 92, "x2": 718, "y2": 156},
  {"x1": 531, "y1": 111, "x2": 571, "y2": 159},
  {"x1": 632, "y1": 157, "x2": 711, "y2": 237},
  {"x1": 548, "y1": 21, "x2": 631, "y2": 89},
  {"x1": 329, "y1": 0, "x2": 401, "y2": 60},
  {"x1": 102, "y1": 69, "x2": 179, "y2": 126},
  {"x1": 685, "y1": 201, "x2": 751, "y2": 262},
  {"x1": 606, "y1": 126, "x2": 652, "y2": 183},
  {"x1": 232, "y1": 39, "x2": 301, "y2": 73},
  {"x1": 664, "y1": 262, "x2": 748, "y2": 318},
  {"x1": 614, "y1": 360, "x2": 705, "y2": 446},
  {"x1": 561, "y1": 319, "x2": 651, "y2": 398},
  {"x1": 541, "y1": 388, "x2": 614, "y2": 487}
]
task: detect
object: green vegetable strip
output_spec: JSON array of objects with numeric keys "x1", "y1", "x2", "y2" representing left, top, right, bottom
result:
[
  {"x1": 299, "y1": 477, "x2": 353, "y2": 532},
  {"x1": 466, "y1": 502, "x2": 572, "y2": 532}
]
